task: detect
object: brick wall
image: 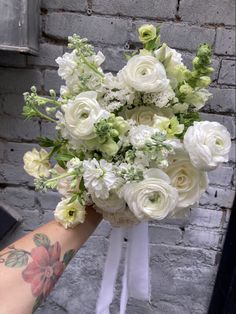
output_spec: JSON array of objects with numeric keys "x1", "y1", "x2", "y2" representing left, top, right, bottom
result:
[{"x1": 0, "y1": 1, "x2": 235, "y2": 313}]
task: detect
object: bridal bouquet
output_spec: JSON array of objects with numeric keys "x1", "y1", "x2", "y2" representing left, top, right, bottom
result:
[{"x1": 23, "y1": 24, "x2": 231, "y2": 229}]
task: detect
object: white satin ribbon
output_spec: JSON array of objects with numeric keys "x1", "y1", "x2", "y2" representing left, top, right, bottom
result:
[{"x1": 96, "y1": 222, "x2": 150, "y2": 314}]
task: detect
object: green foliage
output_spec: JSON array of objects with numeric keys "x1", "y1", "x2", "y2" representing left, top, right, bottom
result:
[
  {"x1": 5, "y1": 250, "x2": 29, "y2": 268},
  {"x1": 33, "y1": 233, "x2": 51, "y2": 248},
  {"x1": 176, "y1": 112, "x2": 201, "y2": 138}
]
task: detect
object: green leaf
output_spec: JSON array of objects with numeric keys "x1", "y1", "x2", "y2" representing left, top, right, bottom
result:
[
  {"x1": 5, "y1": 250, "x2": 29, "y2": 268},
  {"x1": 37, "y1": 136, "x2": 55, "y2": 147},
  {"x1": 63, "y1": 249, "x2": 76, "y2": 266},
  {"x1": 32, "y1": 295, "x2": 44, "y2": 313},
  {"x1": 33, "y1": 233, "x2": 51, "y2": 248}
]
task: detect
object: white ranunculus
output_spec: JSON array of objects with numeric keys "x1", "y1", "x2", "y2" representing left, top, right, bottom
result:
[
  {"x1": 54, "y1": 198, "x2": 85, "y2": 229},
  {"x1": 119, "y1": 55, "x2": 169, "y2": 93},
  {"x1": 92, "y1": 190, "x2": 126, "y2": 213},
  {"x1": 62, "y1": 91, "x2": 108, "y2": 141},
  {"x1": 125, "y1": 106, "x2": 157, "y2": 126},
  {"x1": 23, "y1": 148, "x2": 51, "y2": 179},
  {"x1": 83, "y1": 159, "x2": 117, "y2": 199},
  {"x1": 123, "y1": 169, "x2": 178, "y2": 221},
  {"x1": 184, "y1": 121, "x2": 231, "y2": 171},
  {"x1": 166, "y1": 154, "x2": 208, "y2": 212}
]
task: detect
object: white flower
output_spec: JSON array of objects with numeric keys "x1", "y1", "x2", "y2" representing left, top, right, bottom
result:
[
  {"x1": 66, "y1": 158, "x2": 83, "y2": 174},
  {"x1": 88, "y1": 51, "x2": 105, "y2": 67},
  {"x1": 155, "y1": 46, "x2": 183, "y2": 68},
  {"x1": 62, "y1": 91, "x2": 109, "y2": 141},
  {"x1": 56, "y1": 50, "x2": 79, "y2": 87},
  {"x1": 123, "y1": 169, "x2": 178, "y2": 220},
  {"x1": 166, "y1": 153, "x2": 208, "y2": 212},
  {"x1": 100, "y1": 207, "x2": 139, "y2": 227},
  {"x1": 54, "y1": 198, "x2": 85, "y2": 229},
  {"x1": 184, "y1": 121, "x2": 231, "y2": 170},
  {"x1": 92, "y1": 190, "x2": 126, "y2": 213},
  {"x1": 119, "y1": 55, "x2": 169, "y2": 93},
  {"x1": 142, "y1": 85, "x2": 175, "y2": 108},
  {"x1": 125, "y1": 106, "x2": 157, "y2": 126},
  {"x1": 129, "y1": 125, "x2": 156, "y2": 148},
  {"x1": 83, "y1": 159, "x2": 117, "y2": 199},
  {"x1": 23, "y1": 148, "x2": 50, "y2": 179}
]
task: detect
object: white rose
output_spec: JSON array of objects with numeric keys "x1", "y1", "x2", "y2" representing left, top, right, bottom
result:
[
  {"x1": 92, "y1": 190, "x2": 126, "y2": 213},
  {"x1": 23, "y1": 148, "x2": 50, "y2": 179},
  {"x1": 166, "y1": 154, "x2": 208, "y2": 212},
  {"x1": 184, "y1": 121, "x2": 231, "y2": 170},
  {"x1": 54, "y1": 198, "x2": 85, "y2": 229},
  {"x1": 125, "y1": 106, "x2": 157, "y2": 126},
  {"x1": 123, "y1": 169, "x2": 178, "y2": 221},
  {"x1": 62, "y1": 91, "x2": 108, "y2": 141},
  {"x1": 119, "y1": 55, "x2": 169, "y2": 93}
]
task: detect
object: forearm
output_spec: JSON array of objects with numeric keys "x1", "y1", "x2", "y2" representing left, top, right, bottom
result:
[{"x1": 0, "y1": 207, "x2": 102, "y2": 314}]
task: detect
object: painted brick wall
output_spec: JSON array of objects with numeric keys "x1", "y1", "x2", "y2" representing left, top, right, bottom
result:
[{"x1": 0, "y1": 1, "x2": 235, "y2": 313}]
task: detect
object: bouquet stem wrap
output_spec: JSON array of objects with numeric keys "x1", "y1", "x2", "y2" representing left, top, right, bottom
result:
[{"x1": 96, "y1": 222, "x2": 150, "y2": 314}]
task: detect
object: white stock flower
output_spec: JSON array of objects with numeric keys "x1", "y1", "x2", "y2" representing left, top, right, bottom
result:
[
  {"x1": 155, "y1": 46, "x2": 183, "y2": 68},
  {"x1": 83, "y1": 159, "x2": 116, "y2": 199},
  {"x1": 129, "y1": 125, "x2": 156, "y2": 148},
  {"x1": 123, "y1": 169, "x2": 178, "y2": 221},
  {"x1": 92, "y1": 190, "x2": 126, "y2": 213},
  {"x1": 184, "y1": 121, "x2": 231, "y2": 170},
  {"x1": 119, "y1": 55, "x2": 169, "y2": 93},
  {"x1": 23, "y1": 148, "x2": 50, "y2": 179},
  {"x1": 88, "y1": 51, "x2": 105, "y2": 66},
  {"x1": 166, "y1": 153, "x2": 208, "y2": 212},
  {"x1": 56, "y1": 50, "x2": 79, "y2": 87},
  {"x1": 54, "y1": 198, "x2": 85, "y2": 229},
  {"x1": 142, "y1": 85, "x2": 175, "y2": 108},
  {"x1": 62, "y1": 91, "x2": 109, "y2": 141}
]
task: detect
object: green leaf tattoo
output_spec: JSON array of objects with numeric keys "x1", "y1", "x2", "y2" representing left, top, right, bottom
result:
[
  {"x1": 33, "y1": 233, "x2": 51, "y2": 248},
  {"x1": 63, "y1": 249, "x2": 76, "y2": 266},
  {"x1": 5, "y1": 250, "x2": 29, "y2": 268}
]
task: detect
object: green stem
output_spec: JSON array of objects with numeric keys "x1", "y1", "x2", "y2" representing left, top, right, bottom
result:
[
  {"x1": 81, "y1": 55, "x2": 104, "y2": 78},
  {"x1": 37, "y1": 96, "x2": 61, "y2": 107},
  {"x1": 46, "y1": 172, "x2": 74, "y2": 184},
  {"x1": 32, "y1": 106, "x2": 57, "y2": 123}
]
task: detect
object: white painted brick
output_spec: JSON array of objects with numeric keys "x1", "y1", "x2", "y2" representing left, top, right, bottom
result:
[
  {"x1": 200, "y1": 186, "x2": 235, "y2": 209},
  {"x1": 189, "y1": 207, "x2": 223, "y2": 228},
  {"x1": 208, "y1": 166, "x2": 233, "y2": 187},
  {"x1": 0, "y1": 94, "x2": 25, "y2": 116},
  {"x1": 229, "y1": 142, "x2": 236, "y2": 162},
  {"x1": 41, "y1": 0, "x2": 86, "y2": 11},
  {"x1": 204, "y1": 87, "x2": 236, "y2": 113},
  {"x1": 45, "y1": 13, "x2": 131, "y2": 46},
  {"x1": 183, "y1": 227, "x2": 221, "y2": 249},
  {"x1": 149, "y1": 225, "x2": 182, "y2": 245},
  {"x1": 179, "y1": 0, "x2": 236, "y2": 26},
  {"x1": 218, "y1": 59, "x2": 236, "y2": 85},
  {"x1": 92, "y1": 0, "x2": 177, "y2": 19}
]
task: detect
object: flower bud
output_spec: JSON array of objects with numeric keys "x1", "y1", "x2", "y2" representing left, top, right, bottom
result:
[{"x1": 138, "y1": 24, "x2": 157, "y2": 44}]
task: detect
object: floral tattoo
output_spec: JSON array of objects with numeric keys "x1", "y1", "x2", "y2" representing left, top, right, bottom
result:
[{"x1": 0, "y1": 233, "x2": 75, "y2": 313}]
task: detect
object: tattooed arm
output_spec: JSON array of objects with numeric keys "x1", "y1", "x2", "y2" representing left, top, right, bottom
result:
[{"x1": 0, "y1": 206, "x2": 102, "y2": 314}]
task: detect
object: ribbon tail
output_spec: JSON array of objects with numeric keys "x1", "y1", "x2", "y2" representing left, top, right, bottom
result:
[
  {"x1": 96, "y1": 227, "x2": 125, "y2": 314},
  {"x1": 128, "y1": 221, "x2": 150, "y2": 300}
]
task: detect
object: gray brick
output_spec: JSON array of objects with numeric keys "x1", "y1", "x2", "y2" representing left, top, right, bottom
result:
[
  {"x1": 0, "y1": 186, "x2": 35, "y2": 210},
  {"x1": 200, "y1": 112, "x2": 236, "y2": 139},
  {"x1": 44, "y1": 13, "x2": 131, "y2": 45},
  {"x1": 208, "y1": 166, "x2": 234, "y2": 187},
  {"x1": 179, "y1": 0, "x2": 236, "y2": 26},
  {"x1": 218, "y1": 59, "x2": 236, "y2": 85},
  {"x1": 28, "y1": 43, "x2": 63, "y2": 67},
  {"x1": 44, "y1": 69, "x2": 63, "y2": 93},
  {"x1": 149, "y1": 225, "x2": 182, "y2": 245},
  {"x1": 93, "y1": 220, "x2": 111, "y2": 237},
  {"x1": 22, "y1": 209, "x2": 41, "y2": 231},
  {"x1": 229, "y1": 142, "x2": 236, "y2": 162},
  {"x1": 0, "y1": 68, "x2": 43, "y2": 94},
  {"x1": 0, "y1": 140, "x2": 6, "y2": 161},
  {"x1": 0, "y1": 51, "x2": 26, "y2": 67},
  {"x1": 101, "y1": 47, "x2": 127, "y2": 72},
  {"x1": 200, "y1": 186, "x2": 235, "y2": 209},
  {"x1": 0, "y1": 94, "x2": 24, "y2": 116},
  {"x1": 160, "y1": 23, "x2": 215, "y2": 52},
  {"x1": 215, "y1": 28, "x2": 236, "y2": 56},
  {"x1": 40, "y1": 121, "x2": 57, "y2": 138},
  {"x1": 41, "y1": 0, "x2": 86, "y2": 11},
  {"x1": 0, "y1": 163, "x2": 34, "y2": 186},
  {"x1": 203, "y1": 87, "x2": 236, "y2": 113},
  {"x1": 183, "y1": 227, "x2": 221, "y2": 249},
  {"x1": 4, "y1": 142, "x2": 39, "y2": 165},
  {"x1": 92, "y1": 0, "x2": 177, "y2": 19},
  {"x1": 189, "y1": 207, "x2": 223, "y2": 228},
  {"x1": 0, "y1": 116, "x2": 40, "y2": 141},
  {"x1": 36, "y1": 191, "x2": 61, "y2": 211}
]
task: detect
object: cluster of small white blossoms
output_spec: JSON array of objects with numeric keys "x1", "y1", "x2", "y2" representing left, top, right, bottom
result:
[{"x1": 23, "y1": 25, "x2": 231, "y2": 229}]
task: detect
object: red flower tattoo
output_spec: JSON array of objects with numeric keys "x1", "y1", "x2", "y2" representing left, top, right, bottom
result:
[{"x1": 22, "y1": 242, "x2": 64, "y2": 299}]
